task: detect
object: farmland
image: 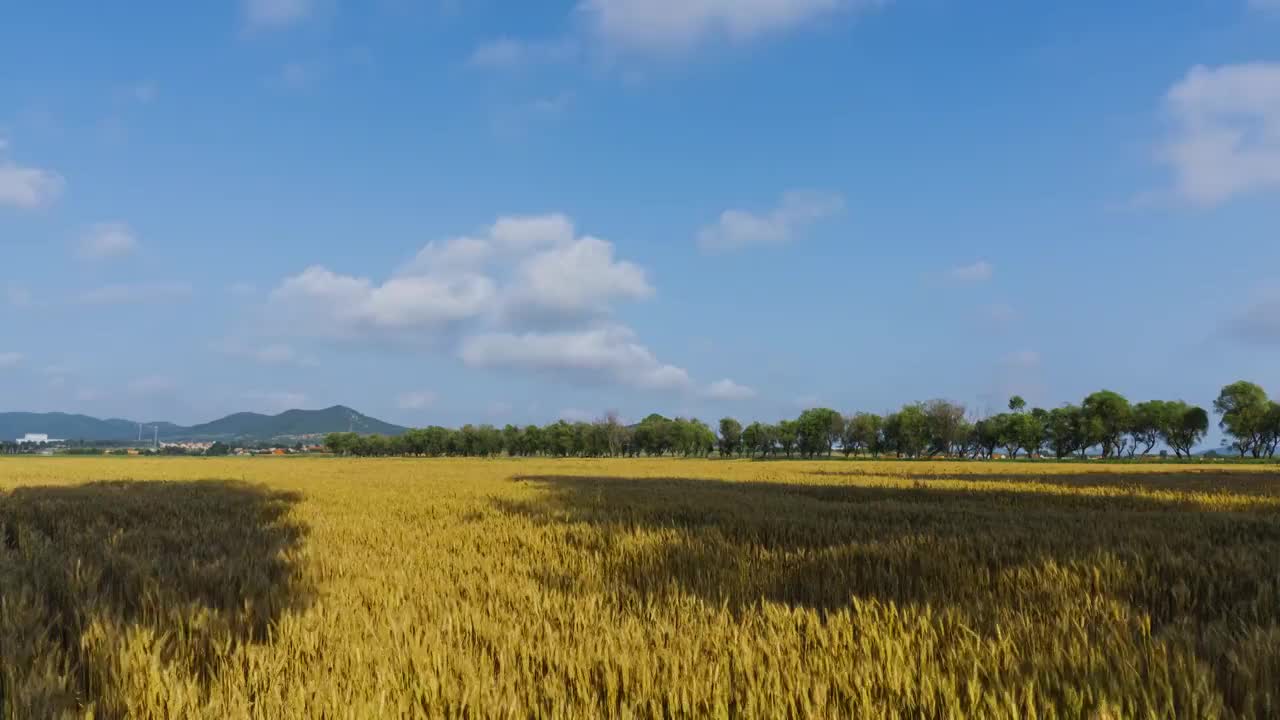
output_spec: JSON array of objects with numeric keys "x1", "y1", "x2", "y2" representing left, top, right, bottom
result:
[{"x1": 2, "y1": 457, "x2": 1279, "y2": 718}]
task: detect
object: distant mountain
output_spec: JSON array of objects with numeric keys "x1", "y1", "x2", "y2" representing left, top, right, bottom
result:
[
  {"x1": 0, "y1": 406, "x2": 406, "y2": 443},
  {"x1": 181, "y1": 406, "x2": 406, "y2": 441}
]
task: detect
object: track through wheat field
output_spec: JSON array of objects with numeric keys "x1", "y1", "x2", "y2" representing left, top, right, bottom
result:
[{"x1": 2, "y1": 457, "x2": 1278, "y2": 718}]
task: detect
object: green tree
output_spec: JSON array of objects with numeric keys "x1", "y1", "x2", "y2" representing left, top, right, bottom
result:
[
  {"x1": 717, "y1": 417, "x2": 743, "y2": 457},
  {"x1": 883, "y1": 404, "x2": 929, "y2": 458},
  {"x1": 1043, "y1": 405, "x2": 1085, "y2": 459},
  {"x1": 795, "y1": 408, "x2": 842, "y2": 458},
  {"x1": 1008, "y1": 396, "x2": 1027, "y2": 413},
  {"x1": 1214, "y1": 381, "x2": 1271, "y2": 458},
  {"x1": 841, "y1": 413, "x2": 883, "y2": 457},
  {"x1": 1159, "y1": 402, "x2": 1209, "y2": 458},
  {"x1": 1082, "y1": 390, "x2": 1132, "y2": 458},
  {"x1": 776, "y1": 420, "x2": 798, "y2": 458},
  {"x1": 923, "y1": 400, "x2": 967, "y2": 457},
  {"x1": 1129, "y1": 401, "x2": 1166, "y2": 457},
  {"x1": 1263, "y1": 402, "x2": 1280, "y2": 459},
  {"x1": 971, "y1": 418, "x2": 1001, "y2": 459}
]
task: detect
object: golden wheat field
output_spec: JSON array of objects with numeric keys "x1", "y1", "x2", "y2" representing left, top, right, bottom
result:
[{"x1": 2, "y1": 457, "x2": 1279, "y2": 719}]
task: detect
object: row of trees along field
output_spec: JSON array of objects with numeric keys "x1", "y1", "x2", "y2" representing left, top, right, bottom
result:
[{"x1": 324, "y1": 381, "x2": 1280, "y2": 460}]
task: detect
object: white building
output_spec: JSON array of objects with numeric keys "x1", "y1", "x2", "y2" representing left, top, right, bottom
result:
[{"x1": 16, "y1": 433, "x2": 61, "y2": 444}]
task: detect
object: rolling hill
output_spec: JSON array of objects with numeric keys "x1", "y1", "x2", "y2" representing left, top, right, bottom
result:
[{"x1": 0, "y1": 406, "x2": 406, "y2": 443}]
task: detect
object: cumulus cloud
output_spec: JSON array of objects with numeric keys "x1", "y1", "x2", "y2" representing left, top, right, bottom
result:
[
  {"x1": 460, "y1": 326, "x2": 692, "y2": 390},
  {"x1": 947, "y1": 260, "x2": 993, "y2": 284},
  {"x1": 78, "y1": 283, "x2": 193, "y2": 305},
  {"x1": 1161, "y1": 62, "x2": 1280, "y2": 206},
  {"x1": 271, "y1": 213, "x2": 650, "y2": 338},
  {"x1": 270, "y1": 266, "x2": 497, "y2": 339},
  {"x1": 703, "y1": 378, "x2": 757, "y2": 400},
  {"x1": 245, "y1": 0, "x2": 313, "y2": 29},
  {"x1": 0, "y1": 140, "x2": 64, "y2": 209},
  {"x1": 578, "y1": 0, "x2": 884, "y2": 53},
  {"x1": 504, "y1": 236, "x2": 652, "y2": 322},
  {"x1": 268, "y1": 213, "x2": 708, "y2": 390},
  {"x1": 77, "y1": 222, "x2": 138, "y2": 261},
  {"x1": 490, "y1": 213, "x2": 576, "y2": 249},
  {"x1": 0, "y1": 352, "x2": 22, "y2": 369},
  {"x1": 697, "y1": 190, "x2": 844, "y2": 252},
  {"x1": 397, "y1": 391, "x2": 438, "y2": 410}
]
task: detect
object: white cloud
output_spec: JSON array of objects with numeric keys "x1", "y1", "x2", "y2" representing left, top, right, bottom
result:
[
  {"x1": 267, "y1": 213, "x2": 724, "y2": 390},
  {"x1": 271, "y1": 213, "x2": 650, "y2": 338},
  {"x1": 397, "y1": 391, "x2": 438, "y2": 410},
  {"x1": 703, "y1": 378, "x2": 757, "y2": 400},
  {"x1": 697, "y1": 190, "x2": 844, "y2": 252},
  {"x1": 490, "y1": 213, "x2": 576, "y2": 249},
  {"x1": 505, "y1": 236, "x2": 652, "y2": 321},
  {"x1": 469, "y1": 38, "x2": 577, "y2": 69},
  {"x1": 77, "y1": 222, "x2": 138, "y2": 261},
  {"x1": 579, "y1": 0, "x2": 883, "y2": 53},
  {"x1": 1161, "y1": 62, "x2": 1280, "y2": 206},
  {"x1": 128, "y1": 376, "x2": 177, "y2": 396},
  {"x1": 0, "y1": 140, "x2": 64, "y2": 209},
  {"x1": 947, "y1": 260, "x2": 993, "y2": 284},
  {"x1": 0, "y1": 352, "x2": 22, "y2": 369},
  {"x1": 460, "y1": 326, "x2": 692, "y2": 390},
  {"x1": 78, "y1": 283, "x2": 193, "y2": 305},
  {"x1": 245, "y1": 0, "x2": 313, "y2": 29},
  {"x1": 270, "y1": 266, "x2": 497, "y2": 339},
  {"x1": 400, "y1": 236, "x2": 494, "y2": 275}
]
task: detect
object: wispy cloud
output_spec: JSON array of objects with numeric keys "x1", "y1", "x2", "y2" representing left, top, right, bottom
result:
[
  {"x1": 0, "y1": 138, "x2": 64, "y2": 209},
  {"x1": 946, "y1": 260, "x2": 994, "y2": 284},
  {"x1": 702, "y1": 378, "x2": 757, "y2": 400},
  {"x1": 579, "y1": 0, "x2": 885, "y2": 55},
  {"x1": 77, "y1": 222, "x2": 139, "y2": 261},
  {"x1": 697, "y1": 190, "x2": 844, "y2": 252},
  {"x1": 469, "y1": 38, "x2": 577, "y2": 69},
  {"x1": 244, "y1": 0, "x2": 314, "y2": 30},
  {"x1": 1160, "y1": 62, "x2": 1280, "y2": 206}
]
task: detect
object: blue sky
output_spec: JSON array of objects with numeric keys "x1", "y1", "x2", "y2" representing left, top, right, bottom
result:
[{"x1": 2, "y1": 0, "x2": 1278, "y2": 435}]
